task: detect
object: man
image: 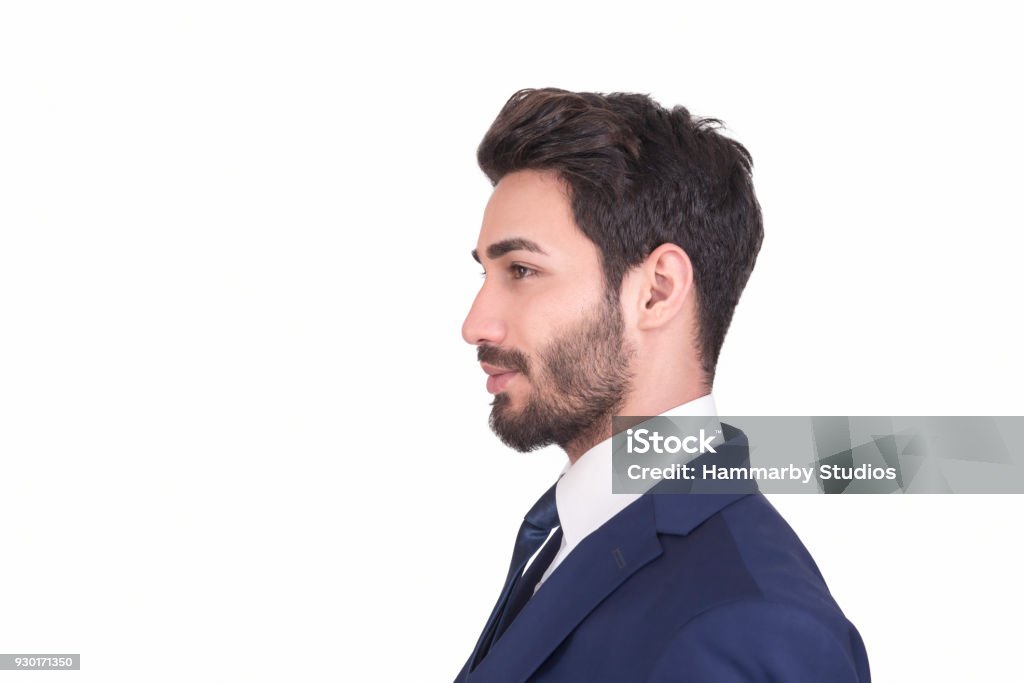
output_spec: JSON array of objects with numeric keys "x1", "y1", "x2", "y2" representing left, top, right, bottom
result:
[{"x1": 455, "y1": 88, "x2": 870, "y2": 682}]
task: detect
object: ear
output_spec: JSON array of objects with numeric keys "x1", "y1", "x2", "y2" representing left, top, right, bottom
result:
[{"x1": 632, "y1": 243, "x2": 694, "y2": 331}]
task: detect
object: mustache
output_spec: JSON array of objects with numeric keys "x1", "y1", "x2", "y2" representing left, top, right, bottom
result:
[{"x1": 478, "y1": 344, "x2": 530, "y2": 376}]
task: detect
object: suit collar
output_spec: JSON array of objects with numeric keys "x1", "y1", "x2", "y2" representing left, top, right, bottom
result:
[
  {"x1": 652, "y1": 490, "x2": 751, "y2": 536},
  {"x1": 554, "y1": 394, "x2": 721, "y2": 552},
  {"x1": 652, "y1": 422, "x2": 755, "y2": 535}
]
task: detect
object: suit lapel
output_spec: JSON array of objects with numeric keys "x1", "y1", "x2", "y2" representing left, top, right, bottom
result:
[{"x1": 467, "y1": 494, "x2": 663, "y2": 683}]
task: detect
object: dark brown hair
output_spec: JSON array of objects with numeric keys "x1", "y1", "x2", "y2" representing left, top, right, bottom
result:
[{"x1": 477, "y1": 88, "x2": 764, "y2": 387}]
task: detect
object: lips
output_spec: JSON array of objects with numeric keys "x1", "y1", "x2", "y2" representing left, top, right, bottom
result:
[{"x1": 481, "y1": 362, "x2": 520, "y2": 395}]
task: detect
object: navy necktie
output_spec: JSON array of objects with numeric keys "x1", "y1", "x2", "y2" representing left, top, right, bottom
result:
[{"x1": 469, "y1": 482, "x2": 560, "y2": 670}]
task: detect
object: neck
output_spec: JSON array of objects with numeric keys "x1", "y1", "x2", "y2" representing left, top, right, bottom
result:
[
  {"x1": 562, "y1": 417, "x2": 614, "y2": 464},
  {"x1": 561, "y1": 385, "x2": 712, "y2": 464}
]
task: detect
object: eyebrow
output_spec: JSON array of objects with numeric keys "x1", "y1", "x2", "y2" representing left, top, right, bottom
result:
[{"x1": 471, "y1": 237, "x2": 548, "y2": 264}]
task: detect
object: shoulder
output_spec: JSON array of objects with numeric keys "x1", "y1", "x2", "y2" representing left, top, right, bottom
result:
[
  {"x1": 655, "y1": 493, "x2": 840, "y2": 615},
  {"x1": 646, "y1": 494, "x2": 870, "y2": 681}
]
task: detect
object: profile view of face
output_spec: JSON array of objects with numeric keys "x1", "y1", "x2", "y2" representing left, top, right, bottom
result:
[{"x1": 462, "y1": 169, "x2": 636, "y2": 452}]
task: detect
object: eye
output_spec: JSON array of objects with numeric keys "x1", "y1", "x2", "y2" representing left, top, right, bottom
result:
[{"x1": 510, "y1": 264, "x2": 537, "y2": 279}]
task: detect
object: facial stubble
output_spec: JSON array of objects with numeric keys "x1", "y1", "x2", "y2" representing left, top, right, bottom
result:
[{"x1": 486, "y1": 291, "x2": 636, "y2": 454}]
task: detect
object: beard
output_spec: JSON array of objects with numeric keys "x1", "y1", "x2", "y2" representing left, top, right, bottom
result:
[{"x1": 478, "y1": 289, "x2": 636, "y2": 453}]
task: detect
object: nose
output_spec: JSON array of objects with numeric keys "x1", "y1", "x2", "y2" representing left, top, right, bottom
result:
[{"x1": 462, "y1": 284, "x2": 507, "y2": 347}]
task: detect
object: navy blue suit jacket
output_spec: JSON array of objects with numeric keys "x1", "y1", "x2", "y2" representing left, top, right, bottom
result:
[{"x1": 455, "y1": 425, "x2": 871, "y2": 682}]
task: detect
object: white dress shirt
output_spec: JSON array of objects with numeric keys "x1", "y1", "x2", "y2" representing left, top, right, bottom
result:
[{"x1": 532, "y1": 394, "x2": 721, "y2": 591}]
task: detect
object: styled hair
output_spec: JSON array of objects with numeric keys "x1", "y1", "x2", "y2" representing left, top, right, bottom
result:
[{"x1": 477, "y1": 88, "x2": 764, "y2": 386}]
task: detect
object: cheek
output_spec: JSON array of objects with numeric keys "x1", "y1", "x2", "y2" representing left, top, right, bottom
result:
[
  {"x1": 511, "y1": 297, "x2": 562, "y2": 346},
  {"x1": 615, "y1": 276, "x2": 642, "y2": 327},
  {"x1": 508, "y1": 284, "x2": 606, "y2": 359}
]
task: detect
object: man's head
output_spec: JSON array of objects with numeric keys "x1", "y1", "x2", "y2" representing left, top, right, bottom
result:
[{"x1": 462, "y1": 88, "x2": 763, "y2": 457}]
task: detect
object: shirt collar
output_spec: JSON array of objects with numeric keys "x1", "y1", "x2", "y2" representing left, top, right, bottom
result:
[{"x1": 554, "y1": 394, "x2": 720, "y2": 551}]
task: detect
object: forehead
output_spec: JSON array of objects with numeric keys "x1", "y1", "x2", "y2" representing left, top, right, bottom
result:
[{"x1": 477, "y1": 169, "x2": 593, "y2": 257}]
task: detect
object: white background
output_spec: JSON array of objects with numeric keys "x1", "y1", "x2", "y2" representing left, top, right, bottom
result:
[{"x1": 1, "y1": 2, "x2": 1022, "y2": 681}]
